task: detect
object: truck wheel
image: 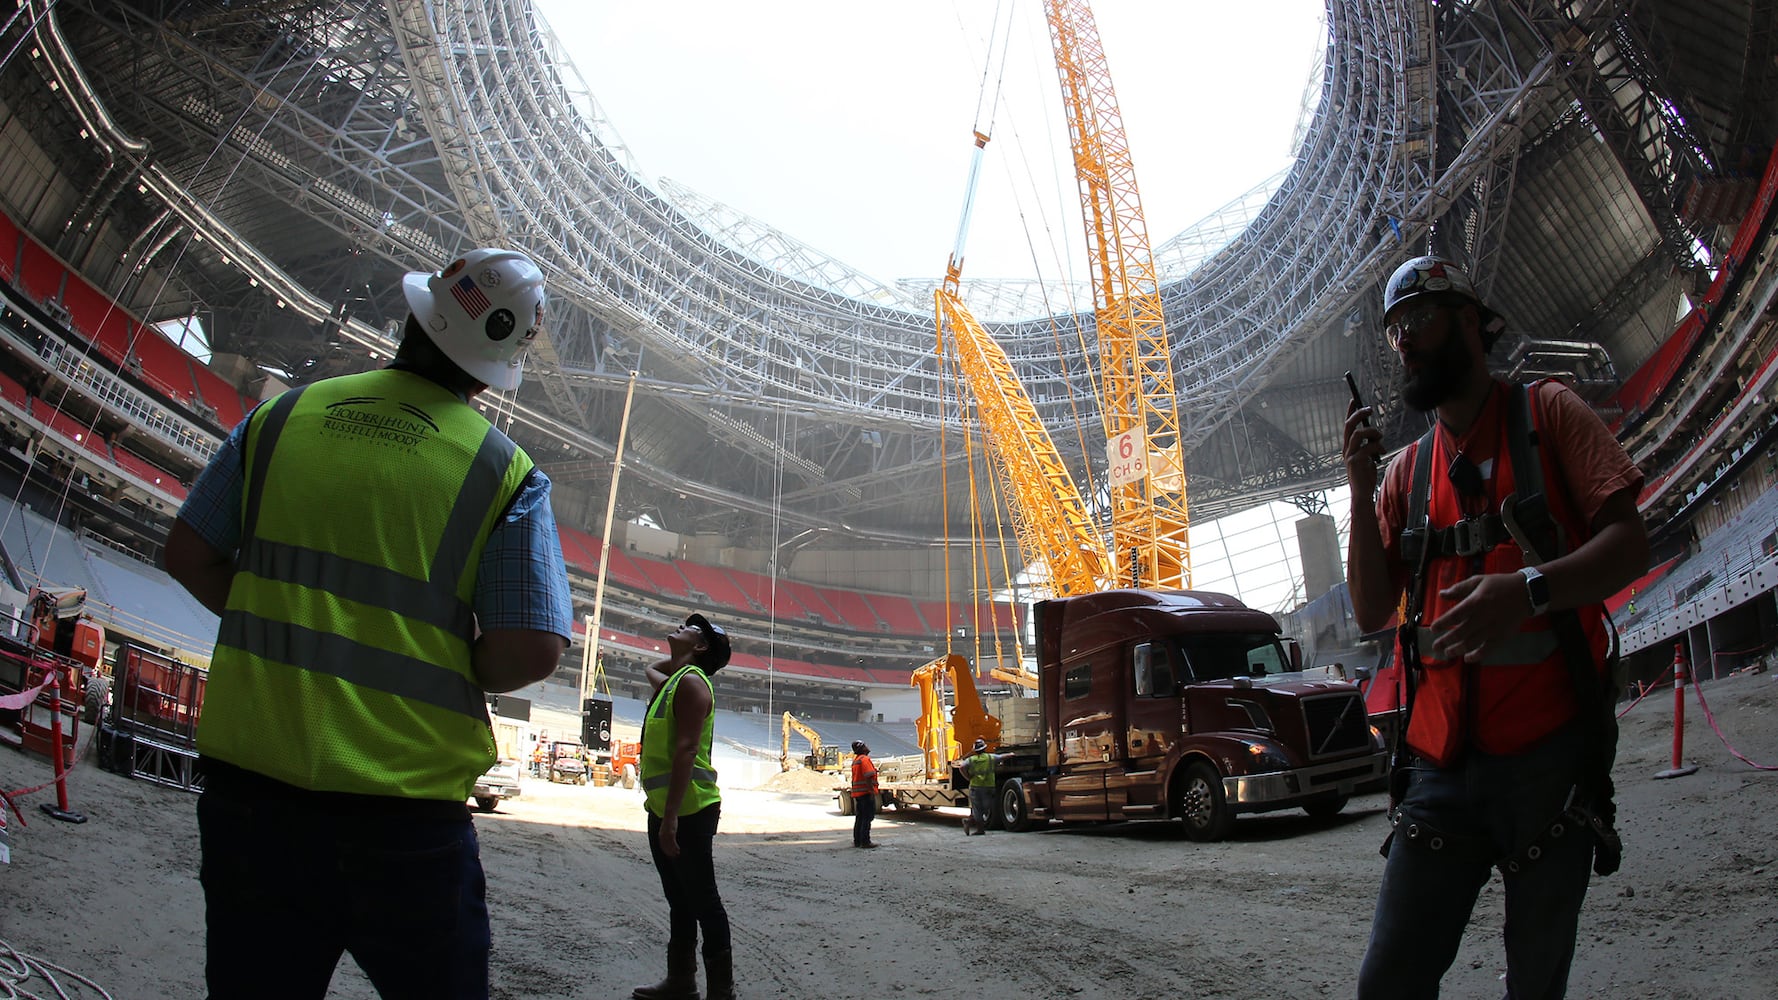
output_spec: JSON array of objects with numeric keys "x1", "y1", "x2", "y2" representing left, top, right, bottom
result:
[
  {"x1": 475, "y1": 796, "x2": 497, "y2": 813},
  {"x1": 1176, "y1": 761, "x2": 1233, "y2": 842},
  {"x1": 837, "y1": 792, "x2": 855, "y2": 816},
  {"x1": 999, "y1": 778, "x2": 1036, "y2": 832},
  {"x1": 1303, "y1": 793, "x2": 1349, "y2": 819},
  {"x1": 621, "y1": 763, "x2": 637, "y2": 790}
]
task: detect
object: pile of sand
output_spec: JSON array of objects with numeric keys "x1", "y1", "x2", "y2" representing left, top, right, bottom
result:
[{"x1": 755, "y1": 766, "x2": 842, "y2": 793}]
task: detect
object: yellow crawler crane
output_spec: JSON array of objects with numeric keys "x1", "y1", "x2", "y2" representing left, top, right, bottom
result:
[
  {"x1": 932, "y1": 1, "x2": 1189, "y2": 691},
  {"x1": 1045, "y1": 0, "x2": 1191, "y2": 590},
  {"x1": 936, "y1": 262, "x2": 1112, "y2": 601}
]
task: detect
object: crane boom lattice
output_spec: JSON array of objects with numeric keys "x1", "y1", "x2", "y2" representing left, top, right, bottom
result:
[{"x1": 1045, "y1": 0, "x2": 1191, "y2": 589}]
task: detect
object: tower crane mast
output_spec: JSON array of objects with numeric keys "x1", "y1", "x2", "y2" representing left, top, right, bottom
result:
[{"x1": 1045, "y1": 0, "x2": 1191, "y2": 589}]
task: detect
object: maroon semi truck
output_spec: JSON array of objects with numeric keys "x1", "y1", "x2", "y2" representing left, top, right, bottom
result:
[{"x1": 991, "y1": 589, "x2": 1387, "y2": 840}]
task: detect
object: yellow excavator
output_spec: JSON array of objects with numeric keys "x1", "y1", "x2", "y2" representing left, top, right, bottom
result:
[{"x1": 780, "y1": 712, "x2": 851, "y2": 773}]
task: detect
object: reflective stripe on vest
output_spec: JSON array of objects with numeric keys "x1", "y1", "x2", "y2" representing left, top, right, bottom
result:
[
  {"x1": 197, "y1": 369, "x2": 533, "y2": 800},
  {"x1": 850, "y1": 755, "x2": 878, "y2": 796},
  {"x1": 640, "y1": 665, "x2": 721, "y2": 816}
]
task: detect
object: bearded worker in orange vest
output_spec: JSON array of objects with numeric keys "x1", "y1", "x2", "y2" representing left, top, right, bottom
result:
[{"x1": 1344, "y1": 256, "x2": 1647, "y2": 999}]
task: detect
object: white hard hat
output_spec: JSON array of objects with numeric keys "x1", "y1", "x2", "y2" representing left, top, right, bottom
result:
[
  {"x1": 401, "y1": 248, "x2": 546, "y2": 391},
  {"x1": 1382, "y1": 255, "x2": 1506, "y2": 347}
]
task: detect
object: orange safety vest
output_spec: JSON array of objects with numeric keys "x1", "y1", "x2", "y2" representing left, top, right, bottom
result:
[
  {"x1": 850, "y1": 754, "x2": 879, "y2": 798},
  {"x1": 1397, "y1": 383, "x2": 1610, "y2": 766}
]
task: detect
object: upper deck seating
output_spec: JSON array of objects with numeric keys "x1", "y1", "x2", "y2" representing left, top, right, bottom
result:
[
  {"x1": 17, "y1": 237, "x2": 64, "y2": 307},
  {"x1": 674, "y1": 560, "x2": 756, "y2": 616},
  {"x1": 822, "y1": 589, "x2": 881, "y2": 632},
  {"x1": 587, "y1": 537, "x2": 651, "y2": 592},
  {"x1": 127, "y1": 322, "x2": 200, "y2": 408},
  {"x1": 0, "y1": 211, "x2": 20, "y2": 283},
  {"x1": 555, "y1": 526, "x2": 598, "y2": 575},
  {"x1": 915, "y1": 600, "x2": 955, "y2": 634},
  {"x1": 191, "y1": 364, "x2": 249, "y2": 430},
  {"x1": 864, "y1": 593, "x2": 926, "y2": 634},
  {"x1": 725, "y1": 565, "x2": 814, "y2": 621},
  {"x1": 0, "y1": 370, "x2": 29, "y2": 412},
  {"x1": 60, "y1": 275, "x2": 132, "y2": 365},
  {"x1": 111, "y1": 446, "x2": 188, "y2": 500},
  {"x1": 37, "y1": 403, "x2": 113, "y2": 462},
  {"x1": 632, "y1": 552, "x2": 693, "y2": 598},
  {"x1": 781, "y1": 579, "x2": 846, "y2": 627}
]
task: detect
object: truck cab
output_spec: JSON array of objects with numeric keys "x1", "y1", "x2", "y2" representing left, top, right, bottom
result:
[{"x1": 1007, "y1": 589, "x2": 1386, "y2": 840}]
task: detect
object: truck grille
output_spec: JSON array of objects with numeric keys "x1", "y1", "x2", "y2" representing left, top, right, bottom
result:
[{"x1": 1300, "y1": 692, "x2": 1372, "y2": 758}]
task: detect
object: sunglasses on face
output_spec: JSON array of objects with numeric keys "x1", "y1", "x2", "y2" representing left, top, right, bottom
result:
[{"x1": 1384, "y1": 306, "x2": 1449, "y2": 351}]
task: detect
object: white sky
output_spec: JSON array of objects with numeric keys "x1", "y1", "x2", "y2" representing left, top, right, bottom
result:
[
  {"x1": 533, "y1": 1, "x2": 1341, "y2": 614},
  {"x1": 536, "y1": 1, "x2": 1326, "y2": 285}
]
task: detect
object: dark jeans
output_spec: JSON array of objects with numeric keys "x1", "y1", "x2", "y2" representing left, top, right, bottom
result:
[
  {"x1": 1357, "y1": 728, "x2": 1597, "y2": 1000},
  {"x1": 198, "y1": 785, "x2": 489, "y2": 1000},
  {"x1": 968, "y1": 787, "x2": 994, "y2": 832},
  {"x1": 648, "y1": 804, "x2": 731, "y2": 955},
  {"x1": 852, "y1": 793, "x2": 876, "y2": 845}
]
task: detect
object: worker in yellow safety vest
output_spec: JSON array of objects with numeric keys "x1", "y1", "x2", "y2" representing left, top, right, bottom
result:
[
  {"x1": 633, "y1": 613, "x2": 735, "y2": 1000},
  {"x1": 962, "y1": 737, "x2": 997, "y2": 835},
  {"x1": 164, "y1": 248, "x2": 572, "y2": 1000}
]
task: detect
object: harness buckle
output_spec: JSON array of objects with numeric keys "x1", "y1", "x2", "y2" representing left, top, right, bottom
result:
[{"x1": 1451, "y1": 517, "x2": 1484, "y2": 557}]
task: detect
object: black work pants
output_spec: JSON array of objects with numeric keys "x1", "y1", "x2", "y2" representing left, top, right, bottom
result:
[
  {"x1": 852, "y1": 793, "x2": 877, "y2": 846},
  {"x1": 647, "y1": 804, "x2": 731, "y2": 955}
]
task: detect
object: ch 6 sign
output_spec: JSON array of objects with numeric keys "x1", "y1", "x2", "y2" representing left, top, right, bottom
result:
[{"x1": 1107, "y1": 428, "x2": 1149, "y2": 487}]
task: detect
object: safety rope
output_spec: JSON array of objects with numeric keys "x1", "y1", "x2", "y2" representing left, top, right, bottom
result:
[
  {"x1": 0, "y1": 936, "x2": 115, "y2": 1000},
  {"x1": 0, "y1": 695, "x2": 95, "y2": 827},
  {"x1": 1689, "y1": 672, "x2": 1778, "y2": 771},
  {"x1": 1616, "y1": 668, "x2": 1674, "y2": 719}
]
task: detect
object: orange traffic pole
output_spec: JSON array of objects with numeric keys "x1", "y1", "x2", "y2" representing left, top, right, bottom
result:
[
  {"x1": 1654, "y1": 643, "x2": 1700, "y2": 780},
  {"x1": 40, "y1": 664, "x2": 87, "y2": 824}
]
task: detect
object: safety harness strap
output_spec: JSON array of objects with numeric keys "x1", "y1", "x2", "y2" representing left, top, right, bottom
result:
[{"x1": 1392, "y1": 381, "x2": 1623, "y2": 876}]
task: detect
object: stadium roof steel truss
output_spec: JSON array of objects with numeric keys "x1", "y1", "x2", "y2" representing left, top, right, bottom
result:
[{"x1": 2, "y1": 0, "x2": 1773, "y2": 555}]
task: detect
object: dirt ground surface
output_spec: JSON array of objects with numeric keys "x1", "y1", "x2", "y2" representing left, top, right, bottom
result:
[{"x1": 2, "y1": 671, "x2": 1774, "y2": 999}]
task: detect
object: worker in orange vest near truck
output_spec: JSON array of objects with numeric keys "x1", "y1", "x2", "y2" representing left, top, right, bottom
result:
[{"x1": 849, "y1": 740, "x2": 879, "y2": 849}]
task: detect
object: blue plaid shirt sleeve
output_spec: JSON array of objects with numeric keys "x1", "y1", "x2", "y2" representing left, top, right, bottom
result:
[
  {"x1": 177, "y1": 421, "x2": 248, "y2": 554},
  {"x1": 475, "y1": 467, "x2": 573, "y2": 639}
]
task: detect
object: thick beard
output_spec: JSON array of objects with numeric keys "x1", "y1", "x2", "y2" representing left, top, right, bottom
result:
[{"x1": 1401, "y1": 332, "x2": 1474, "y2": 412}]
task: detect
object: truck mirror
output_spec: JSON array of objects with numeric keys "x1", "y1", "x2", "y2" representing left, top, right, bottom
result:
[{"x1": 1354, "y1": 666, "x2": 1372, "y2": 682}]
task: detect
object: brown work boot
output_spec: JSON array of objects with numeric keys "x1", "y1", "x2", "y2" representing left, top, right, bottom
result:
[
  {"x1": 705, "y1": 947, "x2": 737, "y2": 1000},
  {"x1": 632, "y1": 940, "x2": 699, "y2": 999}
]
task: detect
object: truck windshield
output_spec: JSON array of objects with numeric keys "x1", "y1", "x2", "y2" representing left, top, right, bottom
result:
[{"x1": 1180, "y1": 634, "x2": 1290, "y2": 682}]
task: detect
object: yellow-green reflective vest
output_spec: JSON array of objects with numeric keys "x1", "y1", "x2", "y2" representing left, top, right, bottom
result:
[
  {"x1": 966, "y1": 751, "x2": 995, "y2": 788},
  {"x1": 197, "y1": 368, "x2": 535, "y2": 801},
  {"x1": 640, "y1": 665, "x2": 721, "y2": 817}
]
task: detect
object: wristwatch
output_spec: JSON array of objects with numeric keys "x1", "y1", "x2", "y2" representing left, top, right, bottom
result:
[{"x1": 1518, "y1": 565, "x2": 1551, "y2": 616}]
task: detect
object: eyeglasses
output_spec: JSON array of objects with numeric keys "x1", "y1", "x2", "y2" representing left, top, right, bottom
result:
[{"x1": 1384, "y1": 306, "x2": 1448, "y2": 350}]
